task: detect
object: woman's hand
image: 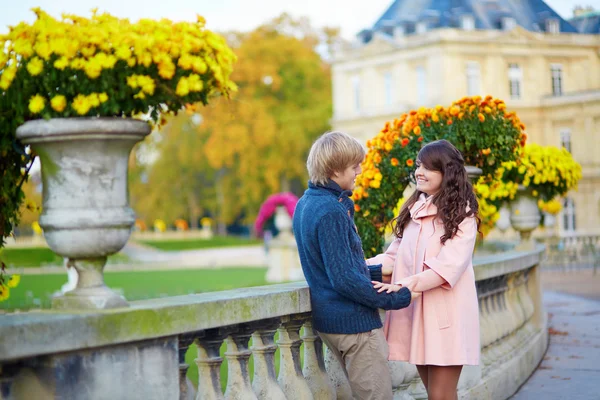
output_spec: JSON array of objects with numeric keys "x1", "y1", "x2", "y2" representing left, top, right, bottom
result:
[{"x1": 394, "y1": 276, "x2": 417, "y2": 292}]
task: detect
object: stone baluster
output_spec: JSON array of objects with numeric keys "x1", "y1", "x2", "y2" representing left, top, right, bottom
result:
[
  {"x1": 409, "y1": 374, "x2": 428, "y2": 400},
  {"x1": 482, "y1": 280, "x2": 503, "y2": 366},
  {"x1": 179, "y1": 334, "x2": 197, "y2": 400},
  {"x1": 224, "y1": 326, "x2": 258, "y2": 400},
  {"x1": 277, "y1": 316, "x2": 314, "y2": 399},
  {"x1": 301, "y1": 319, "x2": 336, "y2": 400},
  {"x1": 250, "y1": 320, "x2": 286, "y2": 400},
  {"x1": 503, "y1": 274, "x2": 523, "y2": 351},
  {"x1": 506, "y1": 274, "x2": 523, "y2": 332},
  {"x1": 323, "y1": 343, "x2": 353, "y2": 399},
  {"x1": 521, "y1": 271, "x2": 535, "y2": 333},
  {"x1": 195, "y1": 329, "x2": 226, "y2": 400},
  {"x1": 389, "y1": 361, "x2": 418, "y2": 399},
  {"x1": 494, "y1": 276, "x2": 516, "y2": 359}
]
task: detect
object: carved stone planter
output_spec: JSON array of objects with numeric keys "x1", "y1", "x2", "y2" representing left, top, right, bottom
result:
[
  {"x1": 509, "y1": 186, "x2": 541, "y2": 249},
  {"x1": 16, "y1": 118, "x2": 151, "y2": 309}
]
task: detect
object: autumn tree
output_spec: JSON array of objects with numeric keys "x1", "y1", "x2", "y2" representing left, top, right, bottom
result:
[{"x1": 130, "y1": 14, "x2": 336, "y2": 229}]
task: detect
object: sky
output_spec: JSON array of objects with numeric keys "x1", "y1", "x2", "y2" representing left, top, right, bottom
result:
[{"x1": 1, "y1": 0, "x2": 600, "y2": 40}]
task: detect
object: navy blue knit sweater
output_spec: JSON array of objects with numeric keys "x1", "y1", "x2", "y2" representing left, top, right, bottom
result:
[{"x1": 293, "y1": 180, "x2": 412, "y2": 334}]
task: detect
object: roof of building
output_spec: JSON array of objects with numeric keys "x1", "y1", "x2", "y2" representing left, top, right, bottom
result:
[
  {"x1": 360, "y1": 0, "x2": 581, "y2": 41},
  {"x1": 569, "y1": 11, "x2": 600, "y2": 34}
]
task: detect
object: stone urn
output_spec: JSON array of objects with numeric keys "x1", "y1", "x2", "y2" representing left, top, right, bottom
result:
[
  {"x1": 495, "y1": 204, "x2": 511, "y2": 233},
  {"x1": 543, "y1": 212, "x2": 557, "y2": 229},
  {"x1": 509, "y1": 186, "x2": 541, "y2": 249},
  {"x1": 16, "y1": 118, "x2": 151, "y2": 309},
  {"x1": 265, "y1": 206, "x2": 303, "y2": 282},
  {"x1": 465, "y1": 165, "x2": 483, "y2": 183}
]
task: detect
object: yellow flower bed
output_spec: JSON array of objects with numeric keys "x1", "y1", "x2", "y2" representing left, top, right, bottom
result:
[
  {"x1": 1, "y1": 8, "x2": 236, "y2": 121},
  {"x1": 497, "y1": 143, "x2": 582, "y2": 201}
]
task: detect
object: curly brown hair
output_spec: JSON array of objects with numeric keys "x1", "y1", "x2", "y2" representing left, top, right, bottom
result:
[{"x1": 392, "y1": 140, "x2": 481, "y2": 244}]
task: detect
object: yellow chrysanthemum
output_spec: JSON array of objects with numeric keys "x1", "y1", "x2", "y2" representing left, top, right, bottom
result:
[
  {"x1": 7, "y1": 274, "x2": 20, "y2": 288},
  {"x1": 72, "y1": 94, "x2": 92, "y2": 115},
  {"x1": 0, "y1": 285, "x2": 9, "y2": 301},
  {"x1": 28, "y1": 94, "x2": 46, "y2": 114},
  {"x1": 26, "y1": 56, "x2": 44, "y2": 76},
  {"x1": 50, "y1": 95, "x2": 67, "y2": 112}
]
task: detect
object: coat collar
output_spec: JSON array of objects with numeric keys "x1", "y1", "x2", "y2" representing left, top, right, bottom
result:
[
  {"x1": 308, "y1": 180, "x2": 355, "y2": 217},
  {"x1": 410, "y1": 193, "x2": 438, "y2": 220},
  {"x1": 308, "y1": 179, "x2": 353, "y2": 199}
]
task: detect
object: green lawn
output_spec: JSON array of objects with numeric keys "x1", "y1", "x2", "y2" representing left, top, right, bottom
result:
[
  {"x1": 137, "y1": 235, "x2": 262, "y2": 251},
  {"x1": 1, "y1": 267, "x2": 268, "y2": 310},
  {"x1": 0, "y1": 247, "x2": 129, "y2": 268}
]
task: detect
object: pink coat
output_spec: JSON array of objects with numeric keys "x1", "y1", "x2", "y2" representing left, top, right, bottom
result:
[{"x1": 367, "y1": 194, "x2": 480, "y2": 366}]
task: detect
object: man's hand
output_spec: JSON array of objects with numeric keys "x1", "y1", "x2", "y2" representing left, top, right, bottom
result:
[
  {"x1": 372, "y1": 280, "x2": 422, "y2": 300},
  {"x1": 372, "y1": 281, "x2": 401, "y2": 294}
]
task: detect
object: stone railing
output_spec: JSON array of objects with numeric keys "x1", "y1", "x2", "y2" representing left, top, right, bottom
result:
[
  {"x1": 0, "y1": 246, "x2": 547, "y2": 399},
  {"x1": 537, "y1": 233, "x2": 600, "y2": 274}
]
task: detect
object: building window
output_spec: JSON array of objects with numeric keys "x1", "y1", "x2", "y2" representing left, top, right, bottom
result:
[
  {"x1": 384, "y1": 71, "x2": 393, "y2": 107},
  {"x1": 508, "y1": 63, "x2": 522, "y2": 99},
  {"x1": 551, "y1": 64, "x2": 563, "y2": 96},
  {"x1": 393, "y1": 25, "x2": 405, "y2": 38},
  {"x1": 461, "y1": 15, "x2": 475, "y2": 31},
  {"x1": 502, "y1": 17, "x2": 516, "y2": 31},
  {"x1": 416, "y1": 22, "x2": 427, "y2": 34},
  {"x1": 416, "y1": 66, "x2": 427, "y2": 105},
  {"x1": 560, "y1": 129, "x2": 571, "y2": 152},
  {"x1": 466, "y1": 62, "x2": 481, "y2": 96},
  {"x1": 352, "y1": 75, "x2": 361, "y2": 112},
  {"x1": 546, "y1": 18, "x2": 560, "y2": 34},
  {"x1": 562, "y1": 197, "x2": 576, "y2": 232}
]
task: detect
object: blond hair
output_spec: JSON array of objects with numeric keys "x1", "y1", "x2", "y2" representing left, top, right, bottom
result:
[{"x1": 306, "y1": 131, "x2": 365, "y2": 186}]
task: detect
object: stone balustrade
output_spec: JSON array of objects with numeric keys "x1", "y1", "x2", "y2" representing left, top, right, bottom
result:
[
  {"x1": 0, "y1": 246, "x2": 547, "y2": 399},
  {"x1": 538, "y1": 233, "x2": 600, "y2": 273}
]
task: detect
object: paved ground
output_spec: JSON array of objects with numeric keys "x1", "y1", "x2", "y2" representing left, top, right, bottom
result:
[
  {"x1": 511, "y1": 288, "x2": 600, "y2": 399},
  {"x1": 541, "y1": 269, "x2": 600, "y2": 301}
]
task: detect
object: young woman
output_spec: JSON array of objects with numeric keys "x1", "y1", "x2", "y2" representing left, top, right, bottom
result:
[{"x1": 370, "y1": 139, "x2": 480, "y2": 400}]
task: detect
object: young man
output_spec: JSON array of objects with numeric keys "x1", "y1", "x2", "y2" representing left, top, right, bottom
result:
[{"x1": 293, "y1": 131, "x2": 415, "y2": 400}]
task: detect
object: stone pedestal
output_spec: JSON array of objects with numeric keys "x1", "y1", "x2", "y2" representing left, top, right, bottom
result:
[{"x1": 266, "y1": 206, "x2": 303, "y2": 282}]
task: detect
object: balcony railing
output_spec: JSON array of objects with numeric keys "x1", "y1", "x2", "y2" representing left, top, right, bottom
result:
[
  {"x1": 538, "y1": 234, "x2": 600, "y2": 274},
  {"x1": 0, "y1": 246, "x2": 547, "y2": 399}
]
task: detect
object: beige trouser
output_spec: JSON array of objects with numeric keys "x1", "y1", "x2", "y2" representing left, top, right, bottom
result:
[{"x1": 319, "y1": 328, "x2": 393, "y2": 400}]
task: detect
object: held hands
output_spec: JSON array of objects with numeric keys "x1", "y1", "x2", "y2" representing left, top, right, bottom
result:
[{"x1": 371, "y1": 280, "x2": 422, "y2": 301}]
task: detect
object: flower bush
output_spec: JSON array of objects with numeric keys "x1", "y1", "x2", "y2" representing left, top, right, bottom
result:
[
  {"x1": 496, "y1": 143, "x2": 582, "y2": 201},
  {"x1": 174, "y1": 219, "x2": 189, "y2": 231},
  {"x1": 153, "y1": 219, "x2": 167, "y2": 233},
  {"x1": 354, "y1": 96, "x2": 526, "y2": 257},
  {"x1": 201, "y1": 217, "x2": 213, "y2": 227},
  {"x1": 538, "y1": 198, "x2": 562, "y2": 215},
  {"x1": 473, "y1": 176, "x2": 519, "y2": 235},
  {"x1": 0, "y1": 8, "x2": 237, "y2": 294},
  {"x1": 254, "y1": 192, "x2": 299, "y2": 237},
  {"x1": 0, "y1": 273, "x2": 21, "y2": 301}
]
